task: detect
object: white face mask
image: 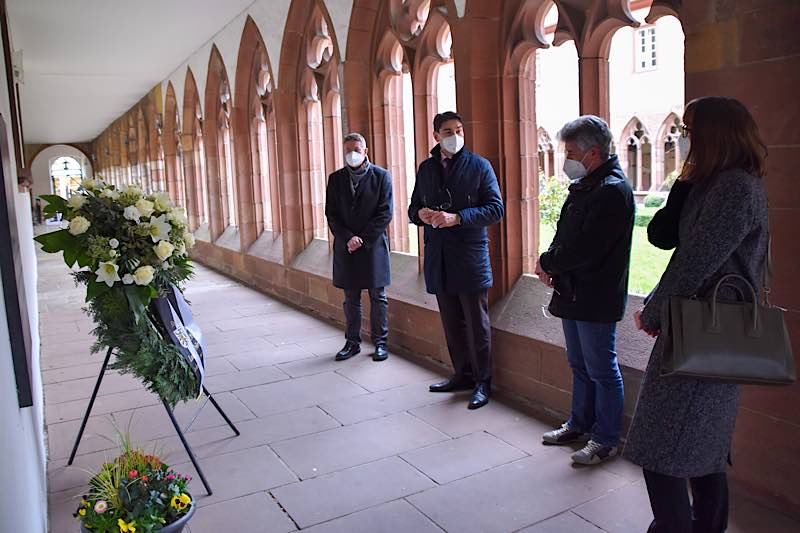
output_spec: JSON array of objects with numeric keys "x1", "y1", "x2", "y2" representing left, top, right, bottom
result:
[
  {"x1": 440, "y1": 134, "x2": 464, "y2": 155},
  {"x1": 563, "y1": 153, "x2": 589, "y2": 180},
  {"x1": 345, "y1": 150, "x2": 366, "y2": 168},
  {"x1": 677, "y1": 136, "x2": 690, "y2": 160}
]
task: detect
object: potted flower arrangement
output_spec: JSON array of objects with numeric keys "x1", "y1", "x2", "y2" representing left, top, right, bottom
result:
[
  {"x1": 74, "y1": 436, "x2": 195, "y2": 532},
  {"x1": 34, "y1": 178, "x2": 203, "y2": 405}
]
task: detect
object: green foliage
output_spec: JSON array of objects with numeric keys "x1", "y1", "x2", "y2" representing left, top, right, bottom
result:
[
  {"x1": 539, "y1": 173, "x2": 569, "y2": 230},
  {"x1": 634, "y1": 205, "x2": 659, "y2": 227},
  {"x1": 643, "y1": 194, "x2": 666, "y2": 208}
]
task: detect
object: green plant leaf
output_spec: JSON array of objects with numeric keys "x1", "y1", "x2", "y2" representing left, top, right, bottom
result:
[
  {"x1": 86, "y1": 277, "x2": 111, "y2": 302},
  {"x1": 33, "y1": 229, "x2": 78, "y2": 254},
  {"x1": 76, "y1": 250, "x2": 93, "y2": 268},
  {"x1": 125, "y1": 284, "x2": 155, "y2": 320},
  {"x1": 40, "y1": 194, "x2": 67, "y2": 217},
  {"x1": 63, "y1": 246, "x2": 79, "y2": 267}
]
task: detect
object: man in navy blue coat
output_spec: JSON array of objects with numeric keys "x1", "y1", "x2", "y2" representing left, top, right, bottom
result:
[
  {"x1": 326, "y1": 133, "x2": 393, "y2": 362},
  {"x1": 408, "y1": 112, "x2": 505, "y2": 409}
]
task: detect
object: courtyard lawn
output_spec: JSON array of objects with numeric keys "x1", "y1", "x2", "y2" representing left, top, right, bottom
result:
[{"x1": 538, "y1": 223, "x2": 672, "y2": 297}]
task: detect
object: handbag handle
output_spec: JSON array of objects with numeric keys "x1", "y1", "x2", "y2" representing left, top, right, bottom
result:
[{"x1": 709, "y1": 273, "x2": 759, "y2": 334}]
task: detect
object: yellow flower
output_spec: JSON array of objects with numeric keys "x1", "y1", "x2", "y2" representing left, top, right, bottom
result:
[
  {"x1": 118, "y1": 518, "x2": 136, "y2": 532},
  {"x1": 179, "y1": 493, "x2": 191, "y2": 506},
  {"x1": 78, "y1": 508, "x2": 86, "y2": 516},
  {"x1": 171, "y1": 493, "x2": 191, "y2": 510},
  {"x1": 170, "y1": 495, "x2": 180, "y2": 509}
]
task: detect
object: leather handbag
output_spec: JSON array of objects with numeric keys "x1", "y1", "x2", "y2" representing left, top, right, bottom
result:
[{"x1": 660, "y1": 271, "x2": 796, "y2": 385}]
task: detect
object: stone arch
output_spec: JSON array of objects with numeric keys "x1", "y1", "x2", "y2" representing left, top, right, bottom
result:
[
  {"x1": 182, "y1": 67, "x2": 208, "y2": 232},
  {"x1": 135, "y1": 107, "x2": 151, "y2": 192},
  {"x1": 655, "y1": 111, "x2": 682, "y2": 190},
  {"x1": 233, "y1": 15, "x2": 282, "y2": 252},
  {"x1": 204, "y1": 45, "x2": 238, "y2": 242},
  {"x1": 164, "y1": 82, "x2": 187, "y2": 207},
  {"x1": 30, "y1": 144, "x2": 94, "y2": 201},
  {"x1": 620, "y1": 116, "x2": 651, "y2": 191}
]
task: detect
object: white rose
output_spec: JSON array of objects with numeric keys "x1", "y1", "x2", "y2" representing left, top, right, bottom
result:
[
  {"x1": 109, "y1": 238, "x2": 119, "y2": 249},
  {"x1": 109, "y1": 249, "x2": 117, "y2": 257},
  {"x1": 132, "y1": 265, "x2": 155, "y2": 286},
  {"x1": 67, "y1": 195, "x2": 86, "y2": 209},
  {"x1": 154, "y1": 240, "x2": 175, "y2": 261},
  {"x1": 153, "y1": 192, "x2": 172, "y2": 212},
  {"x1": 68, "y1": 216, "x2": 91, "y2": 235},
  {"x1": 183, "y1": 231, "x2": 195, "y2": 249},
  {"x1": 167, "y1": 207, "x2": 188, "y2": 225},
  {"x1": 123, "y1": 206, "x2": 141, "y2": 221},
  {"x1": 100, "y1": 188, "x2": 120, "y2": 200},
  {"x1": 122, "y1": 274, "x2": 135, "y2": 285},
  {"x1": 135, "y1": 199, "x2": 155, "y2": 218}
]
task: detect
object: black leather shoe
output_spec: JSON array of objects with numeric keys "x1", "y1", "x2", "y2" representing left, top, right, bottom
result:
[
  {"x1": 429, "y1": 375, "x2": 475, "y2": 393},
  {"x1": 468, "y1": 383, "x2": 490, "y2": 410},
  {"x1": 372, "y1": 344, "x2": 388, "y2": 361},
  {"x1": 335, "y1": 341, "x2": 360, "y2": 361}
]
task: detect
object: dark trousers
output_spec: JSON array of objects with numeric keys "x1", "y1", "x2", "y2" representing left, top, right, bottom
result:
[
  {"x1": 644, "y1": 468, "x2": 729, "y2": 533},
  {"x1": 343, "y1": 288, "x2": 388, "y2": 345},
  {"x1": 436, "y1": 290, "x2": 492, "y2": 384}
]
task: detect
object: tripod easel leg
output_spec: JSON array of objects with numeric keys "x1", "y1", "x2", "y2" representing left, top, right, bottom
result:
[
  {"x1": 162, "y1": 398, "x2": 213, "y2": 496},
  {"x1": 203, "y1": 386, "x2": 240, "y2": 436},
  {"x1": 67, "y1": 347, "x2": 113, "y2": 465}
]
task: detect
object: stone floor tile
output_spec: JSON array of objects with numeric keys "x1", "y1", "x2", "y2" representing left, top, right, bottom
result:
[
  {"x1": 48, "y1": 488, "x2": 84, "y2": 533},
  {"x1": 336, "y1": 355, "x2": 440, "y2": 392},
  {"x1": 303, "y1": 499, "x2": 443, "y2": 533},
  {"x1": 203, "y1": 332, "x2": 275, "y2": 357},
  {"x1": 410, "y1": 397, "x2": 538, "y2": 438},
  {"x1": 225, "y1": 343, "x2": 316, "y2": 371},
  {"x1": 272, "y1": 457, "x2": 435, "y2": 528},
  {"x1": 271, "y1": 412, "x2": 448, "y2": 479},
  {"x1": 202, "y1": 356, "x2": 238, "y2": 376},
  {"x1": 296, "y1": 335, "x2": 355, "y2": 357},
  {"x1": 518, "y1": 512, "x2": 604, "y2": 533},
  {"x1": 407, "y1": 450, "x2": 628, "y2": 533},
  {"x1": 41, "y1": 362, "x2": 106, "y2": 385},
  {"x1": 176, "y1": 445, "x2": 298, "y2": 508},
  {"x1": 43, "y1": 371, "x2": 141, "y2": 404},
  {"x1": 278, "y1": 351, "x2": 373, "y2": 378},
  {"x1": 189, "y1": 492, "x2": 296, "y2": 533},
  {"x1": 573, "y1": 480, "x2": 654, "y2": 532},
  {"x1": 319, "y1": 382, "x2": 452, "y2": 426},
  {"x1": 45, "y1": 387, "x2": 160, "y2": 425},
  {"x1": 485, "y1": 415, "x2": 562, "y2": 456},
  {"x1": 234, "y1": 372, "x2": 368, "y2": 418},
  {"x1": 204, "y1": 364, "x2": 290, "y2": 393},
  {"x1": 400, "y1": 431, "x2": 527, "y2": 484},
  {"x1": 232, "y1": 301, "x2": 294, "y2": 318}
]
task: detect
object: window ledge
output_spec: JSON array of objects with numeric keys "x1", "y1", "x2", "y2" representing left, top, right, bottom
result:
[
  {"x1": 215, "y1": 226, "x2": 241, "y2": 252},
  {"x1": 247, "y1": 229, "x2": 284, "y2": 264},
  {"x1": 194, "y1": 223, "x2": 211, "y2": 242},
  {"x1": 491, "y1": 274, "x2": 655, "y2": 372}
]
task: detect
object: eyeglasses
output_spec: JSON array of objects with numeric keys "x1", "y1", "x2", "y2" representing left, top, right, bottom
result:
[
  {"x1": 424, "y1": 188, "x2": 453, "y2": 211},
  {"x1": 678, "y1": 123, "x2": 691, "y2": 138}
]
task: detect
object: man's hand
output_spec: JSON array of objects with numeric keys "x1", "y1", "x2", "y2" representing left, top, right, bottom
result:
[
  {"x1": 429, "y1": 211, "x2": 460, "y2": 228},
  {"x1": 634, "y1": 309, "x2": 660, "y2": 337},
  {"x1": 418, "y1": 208, "x2": 435, "y2": 225},
  {"x1": 534, "y1": 259, "x2": 553, "y2": 287},
  {"x1": 347, "y1": 236, "x2": 363, "y2": 253}
]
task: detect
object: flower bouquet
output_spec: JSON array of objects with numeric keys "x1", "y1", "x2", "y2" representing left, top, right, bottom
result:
[
  {"x1": 34, "y1": 178, "x2": 204, "y2": 405},
  {"x1": 74, "y1": 436, "x2": 194, "y2": 532}
]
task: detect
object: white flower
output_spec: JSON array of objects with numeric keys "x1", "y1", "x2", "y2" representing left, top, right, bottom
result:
[
  {"x1": 147, "y1": 214, "x2": 172, "y2": 243},
  {"x1": 95, "y1": 261, "x2": 120, "y2": 287},
  {"x1": 167, "y1": 207, "x2": 188, "y2": 225},
  {"x1": 183, "y1": 231, "x2": 195, "y2": 249},
  {"x1": 153, "y1": 192, "x2": 172, "y2": 212},
  {"x1": 68, "y1": 216, "x2": 91, "y2": 235},
  {"x1": 124, "y1": 184, "x2": 141, "y2": 195},
  {"x1": 122, "y1": 274, "x2": 134, "y2": 285},
  {"x1": 154, "y1": 240, "x2": 175, "y2": 261},
  {"x1": 109, "y1": 238, "x2": 119, "y2": 249},
  {"x1": 81, "y1": 178, "x2": 96, "y2": 190},
  {"x1": 133, "y1": 265, "x2": 155, "y2": 286},
  {"x1": 100, "y1": 188, "x2": 120, "y2": 200},
  {"x1": 123, "y1": 206, "x2": 141, "y2": 221},
  {"x1": 135, "y1": 199, "x2": 155, "y2": 218},
  {"x1": 67, "y1": 195, "x2": 86, "y2": 209},
  {"x1": 108, "y1": 249, "x2": 117, "y2": 258}
]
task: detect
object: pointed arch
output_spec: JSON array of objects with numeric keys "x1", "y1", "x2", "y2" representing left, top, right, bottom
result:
[
  {"x1": 655, "y1": 111, "x2": 682, "y2": 190},
  {"x1": 164, "y1": 82, "x2": 188, "y2": 207},
  {"x1": 620, "y1": 116, "x2": 651, "y2": 191},
  {"x1": 182, "y1": 67, "x2": 208, "y2": 232},
  {"x1": 204, "y1": 45, "x2": 238, "y2": 243}
]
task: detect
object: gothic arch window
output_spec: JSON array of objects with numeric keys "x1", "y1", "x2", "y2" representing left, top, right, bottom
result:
[
  {"x1": 620, "y1": 117, "x2": 651, "y2": 191},
  {"x1": 299, "y1": 6, "x2": 342, "y2": 241},
  {"x1": 136, "y1": 108, "x2": 151, "y2": 192},
  {"x1": 656, "y1": 113, "x2": 682, "y2": 190},
  {"x1": 251, "y1": 61, "x2": 279, "y2": 233},
  {"x1": 537, "y1": 127, "x2": 555, "y2": 178},
  {"x1": 218, "y1": 82, "x2": 237, "y2": 228},
  {"x1": 164, "y1": 83, "x2": 187, "y2": 207},
  {"x1": 182, "y1": 68, "x2": 209, "y2": 232}
]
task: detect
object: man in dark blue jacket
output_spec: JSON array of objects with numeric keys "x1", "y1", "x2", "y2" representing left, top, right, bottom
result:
[
  {"x1": 326, "y1": 132, "x2": 393, "y2": 362},
  {"x1": 408, "y1": 111, "x2": 504, "y2": 409},
  {"x1": 535, "y1": 115, "x2": 634, "y2": 466}
]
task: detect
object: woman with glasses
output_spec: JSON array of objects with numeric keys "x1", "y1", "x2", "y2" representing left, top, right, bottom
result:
[{"x1": 626, "y1": 96, "x2": 770, "y2": 533}]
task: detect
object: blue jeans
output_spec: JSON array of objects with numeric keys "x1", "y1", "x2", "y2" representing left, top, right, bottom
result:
[{"x1": 562, "y1": 319, "x2": 624, "y2": 447}]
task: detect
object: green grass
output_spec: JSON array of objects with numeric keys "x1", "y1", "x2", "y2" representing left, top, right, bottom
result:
[{"x1": 538, "y1": 223, "x2": 672, "y2": 297}]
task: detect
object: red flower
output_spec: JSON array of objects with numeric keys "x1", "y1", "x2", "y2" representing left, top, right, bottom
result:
[
  {"x1": 128, "y1": 470, "x2": 138, "y2": 479},
  {"x1": 141, "y1": 475, "x2": 148, "y2": 482},
  {"x1": 166, "y1": 474, "x2": 175, "y2": 481}
]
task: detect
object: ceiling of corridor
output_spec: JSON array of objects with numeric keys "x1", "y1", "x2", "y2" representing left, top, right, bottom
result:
[{"x1": 8, "y1": 0, "x2": 256, "y2": 144}]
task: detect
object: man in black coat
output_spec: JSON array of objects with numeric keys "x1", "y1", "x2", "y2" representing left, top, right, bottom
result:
[
  {"x1": 535, "y1": 115, "x2": 635, "y2": 466},
  {"x1": 325, "y1": 133, "x2": 393, "y2": 362},
  {"x1": 408, "y1": 111, "x2": 505, "y2": 409}
]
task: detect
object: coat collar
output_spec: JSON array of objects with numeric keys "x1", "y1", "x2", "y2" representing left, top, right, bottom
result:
[{"x1": 569, "y1": 155, "x2": 622, "y2": 192}]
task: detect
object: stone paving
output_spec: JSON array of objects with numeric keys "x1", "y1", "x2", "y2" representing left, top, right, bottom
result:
[{"x1": 40, "y1": 250, "x2": 800, "y2": 532}]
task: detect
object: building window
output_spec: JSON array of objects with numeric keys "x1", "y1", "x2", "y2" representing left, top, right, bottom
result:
[{"x1": 635, "y1": 27, "x2": 657, "y2": 72}]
